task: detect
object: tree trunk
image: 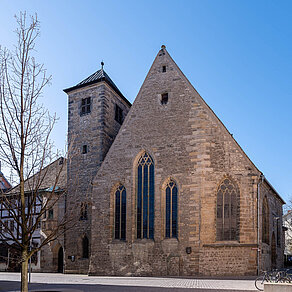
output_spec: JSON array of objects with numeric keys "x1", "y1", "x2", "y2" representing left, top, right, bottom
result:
[{"x1": 21, "y1": 248, "x2": 29, "y2": 292}]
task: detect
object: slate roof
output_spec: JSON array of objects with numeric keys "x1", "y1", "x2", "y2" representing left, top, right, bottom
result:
[
  {"x1": 64, "y1": 68, "x2": 131, "y2": 106},
  {"x1": 0, "y1": 171, "x2": 11, "y2": 192},
  {"x1": 7, "y1": 157, "x2": 67, "y2": 194}
]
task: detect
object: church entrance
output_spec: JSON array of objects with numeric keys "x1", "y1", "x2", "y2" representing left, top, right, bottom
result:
[
  {"x1": 57, "y1": 247, "x2": 64, "y2": 273},
  {"x1": 271, "y1": 232, "x2": 276, "y2": 270}
]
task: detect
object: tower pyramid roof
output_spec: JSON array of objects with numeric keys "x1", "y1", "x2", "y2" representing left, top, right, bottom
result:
[{"x1": 64, "y1": 67, "x2": 131, "y2": 106}]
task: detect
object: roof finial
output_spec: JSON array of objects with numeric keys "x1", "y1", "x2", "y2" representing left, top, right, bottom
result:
[
  {"x1": 161, "y1": 45, "x2": 166, "y2": 49},
  {"x1": 101, "y1": 61, "x2": 104, "y2": 70}
]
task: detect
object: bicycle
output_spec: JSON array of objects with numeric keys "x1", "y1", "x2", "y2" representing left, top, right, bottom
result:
[
  {"x1": 255, "y1": 270, "x2": 279, "y2": 291},
  {"x1": 276, "y1": 269, "x2": 292, "y2": 283}
]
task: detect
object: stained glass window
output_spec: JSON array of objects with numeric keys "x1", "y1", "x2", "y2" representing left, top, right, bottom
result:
[
  {"x1": 137, "y1": 152, "x2": 154, "y2": 239},
  {"x1": 216, "y1": 178, "x2": 239, "y2": 241},
  {"x1": 114, "y1": 185, "x2": 126, "y2": 240},
  {"x1": 165, "y1": 180, "x2": 178, "y2": 238},
  {"x1": 277, "y1": 218, "x2": 281, "y2": 247},
  {"x1": 262, "y1": 196, "x2": 269, "y2": 244}
]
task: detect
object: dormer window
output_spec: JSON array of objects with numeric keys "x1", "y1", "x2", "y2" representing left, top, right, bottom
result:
[
  {"x1": 161, "y1": 93, "x2": 168, "y2": 105},
  {"x1": 81, "y1": 97, "x2": 91, "y2": 115}
]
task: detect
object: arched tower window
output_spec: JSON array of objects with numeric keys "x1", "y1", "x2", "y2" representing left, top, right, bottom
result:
[
  {"x1": 137, "y1": 152, "x2": 154, "y2": 239},
  {"x1": 216, "y1": 177, "x2": 239, "y2": 241},
  {"x1": 82, "y1": 236, "x2": 89, "y2": 259},
  {"x1": 165, "y1": 179, "x2": 178, "y2": 238},
  {"x1": 262, "y1": 196, "x2": 269, "y2": 244},
  {"x1": 114, "y1": 185, "x2": 126, "y2": 240}
]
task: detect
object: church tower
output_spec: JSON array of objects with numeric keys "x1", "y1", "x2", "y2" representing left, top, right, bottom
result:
[{"x1": 63, "y1": 63, "x2": 131, "y2": 273}]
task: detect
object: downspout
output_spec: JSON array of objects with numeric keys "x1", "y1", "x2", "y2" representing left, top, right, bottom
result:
[{"x1": 257, "y1": 174, "x2": 264, "y2": 275}]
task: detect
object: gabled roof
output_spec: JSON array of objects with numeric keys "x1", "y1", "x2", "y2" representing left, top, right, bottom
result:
[
  {"x1": 0, "y1": 171, "x2": 11, "y2": 192},
  {"x1": 63, "y1": 68, "x2": 131, "y2": 106},
  {"x1": 7, "y1": 157, "x2": 67, "y2": 194}
]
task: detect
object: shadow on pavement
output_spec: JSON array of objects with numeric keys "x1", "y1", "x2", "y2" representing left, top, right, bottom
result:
[{"x1": 0, "y1": 280, "x2": 254, "y2": 292}]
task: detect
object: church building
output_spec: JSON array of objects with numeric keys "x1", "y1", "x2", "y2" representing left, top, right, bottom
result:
[{"x1": 63, "y1": 46, "x2": 285, "y2": 276}]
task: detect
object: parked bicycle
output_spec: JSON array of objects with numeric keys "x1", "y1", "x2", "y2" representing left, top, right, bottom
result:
[
  {"x1": 255, "y1": 269, "x2": 292, "y2": 291},
  {"x1": 276, "y1": 269, "x2": 292, "y2": 283},
  {"x1": 254, "y1": 270, "x2": 280, "y2": 291}
]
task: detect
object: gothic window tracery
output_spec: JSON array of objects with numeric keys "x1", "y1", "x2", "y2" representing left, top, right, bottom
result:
[
  {"x1": 114, "y1": 185, "x2": 126, "y2": 240},
  {"x1": 262, "y1": 196, "x2": 269, "y2": 244},
  {"x1": 216, "y1": 177, "x2": 239, "y2": 241},
  {"x1": 136, "y1": 152, "x2": 154, "y2": 239},
  {"x1": 165, "y1": 179, "x2": 178, "y2": 238}
]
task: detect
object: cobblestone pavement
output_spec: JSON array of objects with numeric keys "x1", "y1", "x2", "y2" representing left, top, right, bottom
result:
[{"x1": 0, "y1": 272, "x2": 257, "y2": 291}]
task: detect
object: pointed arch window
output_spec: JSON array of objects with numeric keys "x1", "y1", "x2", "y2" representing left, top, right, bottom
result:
[
  {"x1": 114, "y1": 185, "x2": 126, "y2": 240},
  {"x1": 262, "y1": 196, "x2": 269, "y2": 244},
  {"x1": 137, "y1": 152, "x2": 154, "y2": 239},
  {"x1": 216, "y1": 178, "x2": 239, "y2": 241},
  {"x1": 82, "y1": 236, "x2": 89, "y2": 259},
  {"x1": 165, "y1": 179, "x2": 178, "y2": 238}
]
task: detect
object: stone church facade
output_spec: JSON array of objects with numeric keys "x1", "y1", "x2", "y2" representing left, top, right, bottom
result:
[{"x1": 63, "y1": 46, "x2": 285, "y2": 276}]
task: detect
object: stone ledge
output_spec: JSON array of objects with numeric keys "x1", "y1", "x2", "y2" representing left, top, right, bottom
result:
[
  {"x1": 264, "y1": 283, "x2": 292, "y2": 292},
  {"x1": 203, "y1": 243, "x2": 258, "y2": 248}
]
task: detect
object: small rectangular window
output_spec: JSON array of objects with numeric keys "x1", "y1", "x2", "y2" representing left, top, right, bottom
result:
[
  {"x1": 162, "y1": 65, "x2": 166, "y2": 73},
  {"x1": 82, "y1": 145, "x2": 88, "y2": 154},
  {"x1": 161, "y1": 93, "x2": 168, "y2": 105},
  {"x1": 80, "y1": 97, "x2": 91, "y2": 115},
  {"x1": 48, "y1": 208, "x2": 53, "y2": 219},
  {"x1": 80, "y1": 203, "x2": 88, "y2": 221},
  {"x1": 115, "y1": 104, "x2": 123, "y2": 124}
]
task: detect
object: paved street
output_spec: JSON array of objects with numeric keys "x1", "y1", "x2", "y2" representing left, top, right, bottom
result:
[{"x1": 0, "y1": 272, "x2": 258, "y2": 291}]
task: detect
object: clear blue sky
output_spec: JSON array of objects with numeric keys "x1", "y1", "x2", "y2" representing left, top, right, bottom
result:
[{"x1": 0, "y1": 0, "x2": 291, "y2": 203}]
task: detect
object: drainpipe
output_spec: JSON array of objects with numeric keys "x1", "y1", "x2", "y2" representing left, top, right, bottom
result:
[{"x1": 257, "y1": 174, "x2": 264, "y2": 275}]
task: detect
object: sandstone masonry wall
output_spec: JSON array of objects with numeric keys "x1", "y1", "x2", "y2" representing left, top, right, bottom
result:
[
  {"x1": 65, "y1": 81, "x2": 130, "y2": 274},
  {"x1": 88, "y1": 48, "x2": 284, "y2": 276}
]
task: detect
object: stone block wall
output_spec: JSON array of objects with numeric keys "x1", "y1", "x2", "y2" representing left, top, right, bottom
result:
[
  {"x1": 260, "y1": 181, "x2": 284, "y2": 271},
  {"x1": 65, "y1": 81, "x2": 130, "y2": 274},
  {"x1": 88, "y1": 47, "x2": 284, "y2": 276}
]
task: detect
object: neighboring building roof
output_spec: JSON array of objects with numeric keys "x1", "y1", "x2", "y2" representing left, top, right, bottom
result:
[
  {"x1": 7, "y1": 157, "x2": 67, "y2": 194},
  {"x1": 263, "y1": 177, "x2": 286, "y2": 205},
  {"x1": 284, "y1": 210, "x2": 292, "y2": 220},
  {"x1": 0, "y1": 171, "x2": 11, "y2": 192},
  {"x1": 63, "y1": 68, "x2": 132, "y2": 107}
]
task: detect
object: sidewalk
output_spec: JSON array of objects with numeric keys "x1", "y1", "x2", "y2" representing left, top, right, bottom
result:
[{"x1": 0, "y1": 272, "x2": 258, "y2": 291}]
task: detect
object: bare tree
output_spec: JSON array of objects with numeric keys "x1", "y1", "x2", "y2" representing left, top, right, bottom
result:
[{"x1": 0, "y1": 12, "x2": 75, "y2": 292}]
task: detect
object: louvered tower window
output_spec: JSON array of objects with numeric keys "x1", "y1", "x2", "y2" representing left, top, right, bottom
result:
[
  {"x1": 115, "y1": 104, "x2": 123, "y2": 124},
  {"x1": 80, "y1": 97, "x2": 91, "y2": 115},
  {"x1": 165, "y1": 179, "x2": 178, "y2": 238},
  {"x1": 114, "y1": 185, "x2": 126, "y2": 240},
  {"x1": 137, "y1": 152, "x2": 154, "y2": 239},
  {"x1": 216, "y1": 178, "x2": 239, "y2": 241}
]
